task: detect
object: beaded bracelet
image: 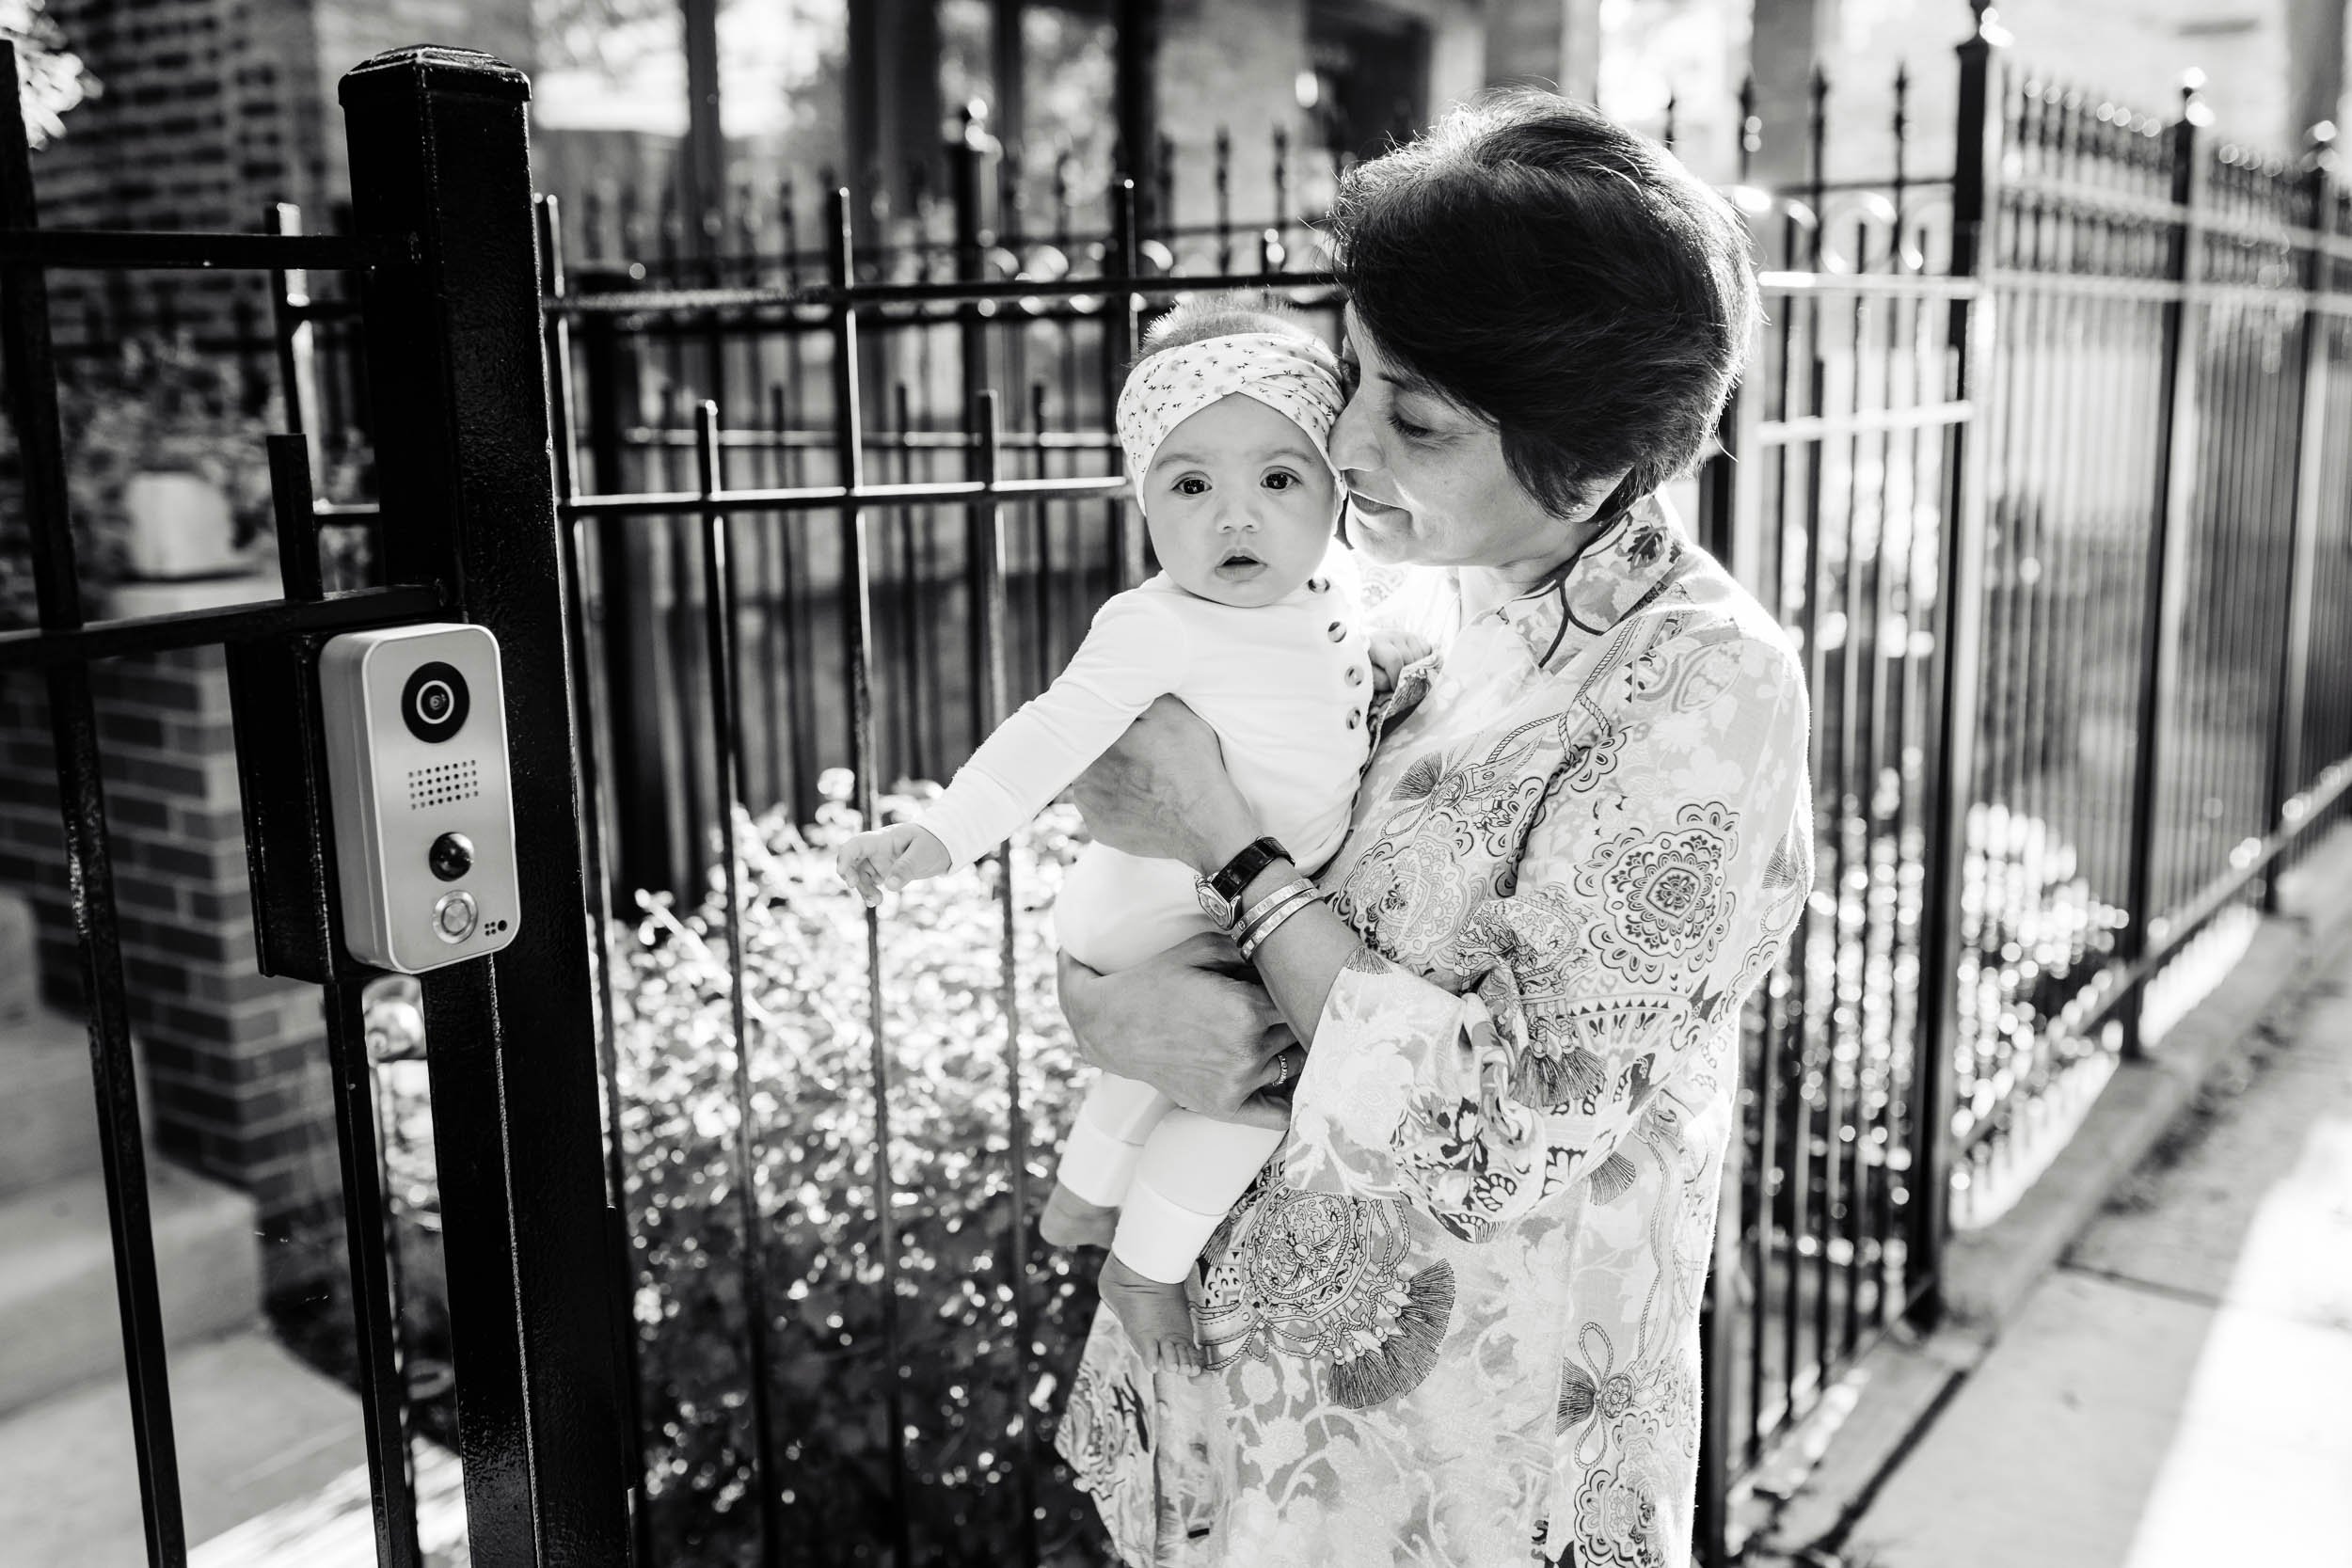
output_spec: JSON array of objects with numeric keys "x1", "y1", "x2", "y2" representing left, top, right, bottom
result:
[{"x1": 1238, "y1": 884, "x2": 1326, "y2": 962}]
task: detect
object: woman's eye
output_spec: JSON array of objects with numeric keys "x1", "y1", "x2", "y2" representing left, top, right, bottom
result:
[
  {"x1": 1386, "y1": 410, "x2": 1435, "y2": 442},
  {"x1": 1173, "y1": 476, "x2": 1209, "y2": 497}
]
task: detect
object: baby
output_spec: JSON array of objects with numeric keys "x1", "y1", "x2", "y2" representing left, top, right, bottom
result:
[{"x1": 836, "y1": 298, "x2": 1422, "y2": 1370}]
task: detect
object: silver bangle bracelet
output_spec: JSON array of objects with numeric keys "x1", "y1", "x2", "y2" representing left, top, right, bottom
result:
[
  {"x1": 1230, "y1": 875, "x2": 1315, "y2": 940},
  {"x1": 1234, "y1": 880, "x2": 1318, "y2": 949},
  {"x1": 1238, "y1": 885, "x2": 1324, "y2": 961}
]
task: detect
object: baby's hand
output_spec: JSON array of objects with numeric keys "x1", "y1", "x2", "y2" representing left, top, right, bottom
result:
[
  {"x1": 834, "y1": 822, "x2": 952, "y2": 907},
  {"x1": 1367, "y1": 626, "x2": 1435, "y2": 696}
]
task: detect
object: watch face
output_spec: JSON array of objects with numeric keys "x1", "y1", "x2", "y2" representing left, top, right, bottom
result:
[{"x1": 1196, "y1": 879, "x2": 1234, "y2": 929}]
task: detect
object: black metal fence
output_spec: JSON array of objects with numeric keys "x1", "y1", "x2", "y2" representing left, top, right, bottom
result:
[
  {"x1": 1, "y1": 42, "x2": 631, "y2": 1568},
  {"x1": 1694, "y1": 30, "x2": 2352, "y2": 1550}
]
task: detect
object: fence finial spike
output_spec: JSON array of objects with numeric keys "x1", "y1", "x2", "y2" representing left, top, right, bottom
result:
[
  {"x1": 1967, "y1": 0, "x2": 2012, "y2": 46},
  {"x1": 2179, "y1": 69, "x2": 2214, "y2": 129}
]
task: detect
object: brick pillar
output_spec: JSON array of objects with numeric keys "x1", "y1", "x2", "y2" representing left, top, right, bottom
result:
[
  {"x1": 1482, "y1": 0, "x2": 1604, "y2": 103},
  {"x1": 1157, "y1": 0, "x2": 1311, "y2": 233},
  {"x1": 2290, "y1": 0, "x2": 2351, "y2": 141},
  {"x1": 0, "y1": 654, "x2": 342, "y2": 1303},
  {"x1": 1747, "y1": 0, "x2": 1839, "y2": 189}
]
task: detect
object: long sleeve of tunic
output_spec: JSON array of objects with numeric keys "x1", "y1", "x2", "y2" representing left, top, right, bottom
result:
[{"x1": 1057, "y1": 502, "x2": 1817, "y2": 1568}]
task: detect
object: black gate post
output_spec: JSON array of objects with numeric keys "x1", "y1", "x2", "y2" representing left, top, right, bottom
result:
[
  {"x1": 338, "y1": 48, "x2": 631, "y2": 1566},
  {"x1": 1909, "y1": 6, "x2": 2007, "y2": 1330},
  {"x1": 2120, "y1": 76, "x2": 2209, "y2": 1057}
]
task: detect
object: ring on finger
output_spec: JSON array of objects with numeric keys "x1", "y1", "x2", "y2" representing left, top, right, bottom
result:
[{"x1": 1271, "y1": 1051, "x2": 1292, "y2": 1089}]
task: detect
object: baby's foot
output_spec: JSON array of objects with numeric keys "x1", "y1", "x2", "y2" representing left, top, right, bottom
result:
[
  {"x1": 1098, "y1": 1252, "x2": 1202, "y2": 1376},
  {"x1": 1039, "y1": 1180, "x2": 1119, "y2": 1249}
]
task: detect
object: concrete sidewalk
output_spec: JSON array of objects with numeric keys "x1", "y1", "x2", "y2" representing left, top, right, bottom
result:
[{"x1": 1827, "y1": 938, "x2": 2352, "y2": 1566}]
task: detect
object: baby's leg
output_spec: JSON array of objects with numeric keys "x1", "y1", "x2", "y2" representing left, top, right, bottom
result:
[
  {"x1": 1041, "y1": 1072, "x2": 1170, "y2": 1248},
  {"x1": 1098, "y1": 1110, "x2": 1286, "y2": 1375}
]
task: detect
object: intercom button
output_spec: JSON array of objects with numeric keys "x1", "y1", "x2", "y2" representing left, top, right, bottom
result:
[{"x1": 433, "y1": 891, "x2": 478, "y2": 943}]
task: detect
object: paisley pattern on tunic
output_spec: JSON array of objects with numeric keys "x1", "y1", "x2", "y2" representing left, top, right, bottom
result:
[{"x1": 1056, "y1": 500, "x2": 1816, "y2": 1567}]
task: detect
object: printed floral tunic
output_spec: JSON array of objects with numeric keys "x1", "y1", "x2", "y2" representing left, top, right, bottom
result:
[{"x1": 1055, "y1": 502, "x2": 1816, "y2": 1567}]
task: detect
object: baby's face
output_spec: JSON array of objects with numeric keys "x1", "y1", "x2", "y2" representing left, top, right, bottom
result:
[{"x1": 1140, "y1": 394, "x2": 1338, "y2": 608}]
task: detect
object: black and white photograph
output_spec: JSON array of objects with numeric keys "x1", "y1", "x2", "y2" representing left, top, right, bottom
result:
[{"x1": 1, "y1": 0, "x2": 2347, "y2": 1564}]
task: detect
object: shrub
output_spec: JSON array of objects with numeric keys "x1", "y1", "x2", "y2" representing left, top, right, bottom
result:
[{"x1": 605, "y1": 783, "x2": 1110, "y2": 1566}]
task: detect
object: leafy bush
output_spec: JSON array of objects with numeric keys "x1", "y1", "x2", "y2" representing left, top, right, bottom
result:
[{"x1": 606, "y1": 781, "x2": 1110, "y2": 1566}]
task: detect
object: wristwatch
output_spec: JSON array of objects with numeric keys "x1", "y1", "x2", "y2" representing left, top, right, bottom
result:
[{"x1": 1195, "y1": 835, "x2": 1292, "y2": 930}]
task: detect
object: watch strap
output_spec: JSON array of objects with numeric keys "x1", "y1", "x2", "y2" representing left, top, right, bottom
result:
[{"x1": 1210, "y1": 835, "x2": 1292, "y2": 903}]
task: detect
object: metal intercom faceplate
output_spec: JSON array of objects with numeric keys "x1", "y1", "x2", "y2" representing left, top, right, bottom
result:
[{"x1": 320, "y1": 624, "x2": 522, "y2": 974}]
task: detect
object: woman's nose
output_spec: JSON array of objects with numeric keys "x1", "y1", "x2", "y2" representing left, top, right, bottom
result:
[{"x1": 1328, "y1": 390, "x2": 1379, "y2": 477}]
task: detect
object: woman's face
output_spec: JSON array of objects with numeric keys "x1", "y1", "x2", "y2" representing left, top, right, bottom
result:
[{"x1": 1330, "y1": 305, "x2": 1577, "y2": 580}]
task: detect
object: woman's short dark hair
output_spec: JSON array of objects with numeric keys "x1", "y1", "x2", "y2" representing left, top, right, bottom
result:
[{"x1": 1328, "y1": 91, "x2": 1759, "y2": 518}]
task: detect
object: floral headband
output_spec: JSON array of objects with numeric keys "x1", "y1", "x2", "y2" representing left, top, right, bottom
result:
[{"x1": 1115, "y1": 331, "x2": 1347, "y2": 496}]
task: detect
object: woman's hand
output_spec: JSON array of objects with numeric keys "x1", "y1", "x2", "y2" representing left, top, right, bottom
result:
[
  {"x1": 1067, "y1": 695, "x2": 1261, "y2": 874},
  {"x1": 1057, "y1": 934, "x2": 1300, "y2": 1130}
]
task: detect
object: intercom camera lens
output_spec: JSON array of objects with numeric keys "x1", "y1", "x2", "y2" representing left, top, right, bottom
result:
[
  {"x1": 429, "y1": 832, "x2": 474, "y2": 882},
  {"x1": 401, "y1": 661, "x2": 471, "y2": 744}
]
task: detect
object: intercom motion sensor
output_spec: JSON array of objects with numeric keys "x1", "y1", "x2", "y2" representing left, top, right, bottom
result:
[{"x1": 320, "y1": 624, "x2": 522, "y2": 974}]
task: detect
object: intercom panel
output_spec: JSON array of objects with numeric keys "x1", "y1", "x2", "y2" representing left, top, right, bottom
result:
[{"x1": 319, "y1": 624, "x2": 521, "y2": 974}]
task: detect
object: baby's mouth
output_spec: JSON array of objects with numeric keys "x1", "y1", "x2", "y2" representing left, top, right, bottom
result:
[{"x1": 1216, "y1": 548, "x2": 1263, "y2": 570}]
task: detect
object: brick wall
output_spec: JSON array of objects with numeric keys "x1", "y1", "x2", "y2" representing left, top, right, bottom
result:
[
  {"x1": 33, "y1": 0, "x2": 306, "y2": 341},
  {"x1": 1156, "y1": 0, "x2": 1315, "y2": 232},
  {"x1": 0, "y1": 657, "x2": 343, "y2": 1305},
  {"x1": 32, "y1": 0, "x2": 532, "y2": 343}
]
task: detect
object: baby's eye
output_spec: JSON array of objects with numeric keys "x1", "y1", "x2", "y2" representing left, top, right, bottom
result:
[
  {"x1": 1172, "y1": 475, "x2": 1210, "y2": 497},
  {"x1": 1262, "y1": 469, "x2": 1298, "y2": 491}
]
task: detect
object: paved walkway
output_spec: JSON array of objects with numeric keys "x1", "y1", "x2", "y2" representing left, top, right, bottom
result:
[{"x1": 1837, "y1": 948, "x2": 2352, "y2": 1567}]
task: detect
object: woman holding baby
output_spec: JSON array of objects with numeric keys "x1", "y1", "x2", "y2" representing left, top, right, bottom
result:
[{"x1": 1046, "y1": 92, "x2": 1815, "y2": 1568}]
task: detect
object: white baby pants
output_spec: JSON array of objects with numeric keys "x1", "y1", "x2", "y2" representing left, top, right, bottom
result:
[{"x1": 1052, "y1": 843, "x2": 1293, "y2": 1285}]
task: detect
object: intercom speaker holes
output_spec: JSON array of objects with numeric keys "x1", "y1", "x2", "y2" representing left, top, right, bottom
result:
[{"x1": 406, "y1": 759, "x2": 481, "y2": 810}]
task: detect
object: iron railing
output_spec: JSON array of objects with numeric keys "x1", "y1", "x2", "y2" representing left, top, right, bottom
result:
[{"x1": 0, "y1": 42, "x2": 632, "y2": 1568}]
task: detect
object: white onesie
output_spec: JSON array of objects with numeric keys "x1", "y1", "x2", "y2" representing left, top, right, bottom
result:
[
  {"x1": 918, "y1": 546, "x2": 1373, "y2": 969},
  {"x1": 914, "y1": 541, "x2": 1373, "y2": 1282}
]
